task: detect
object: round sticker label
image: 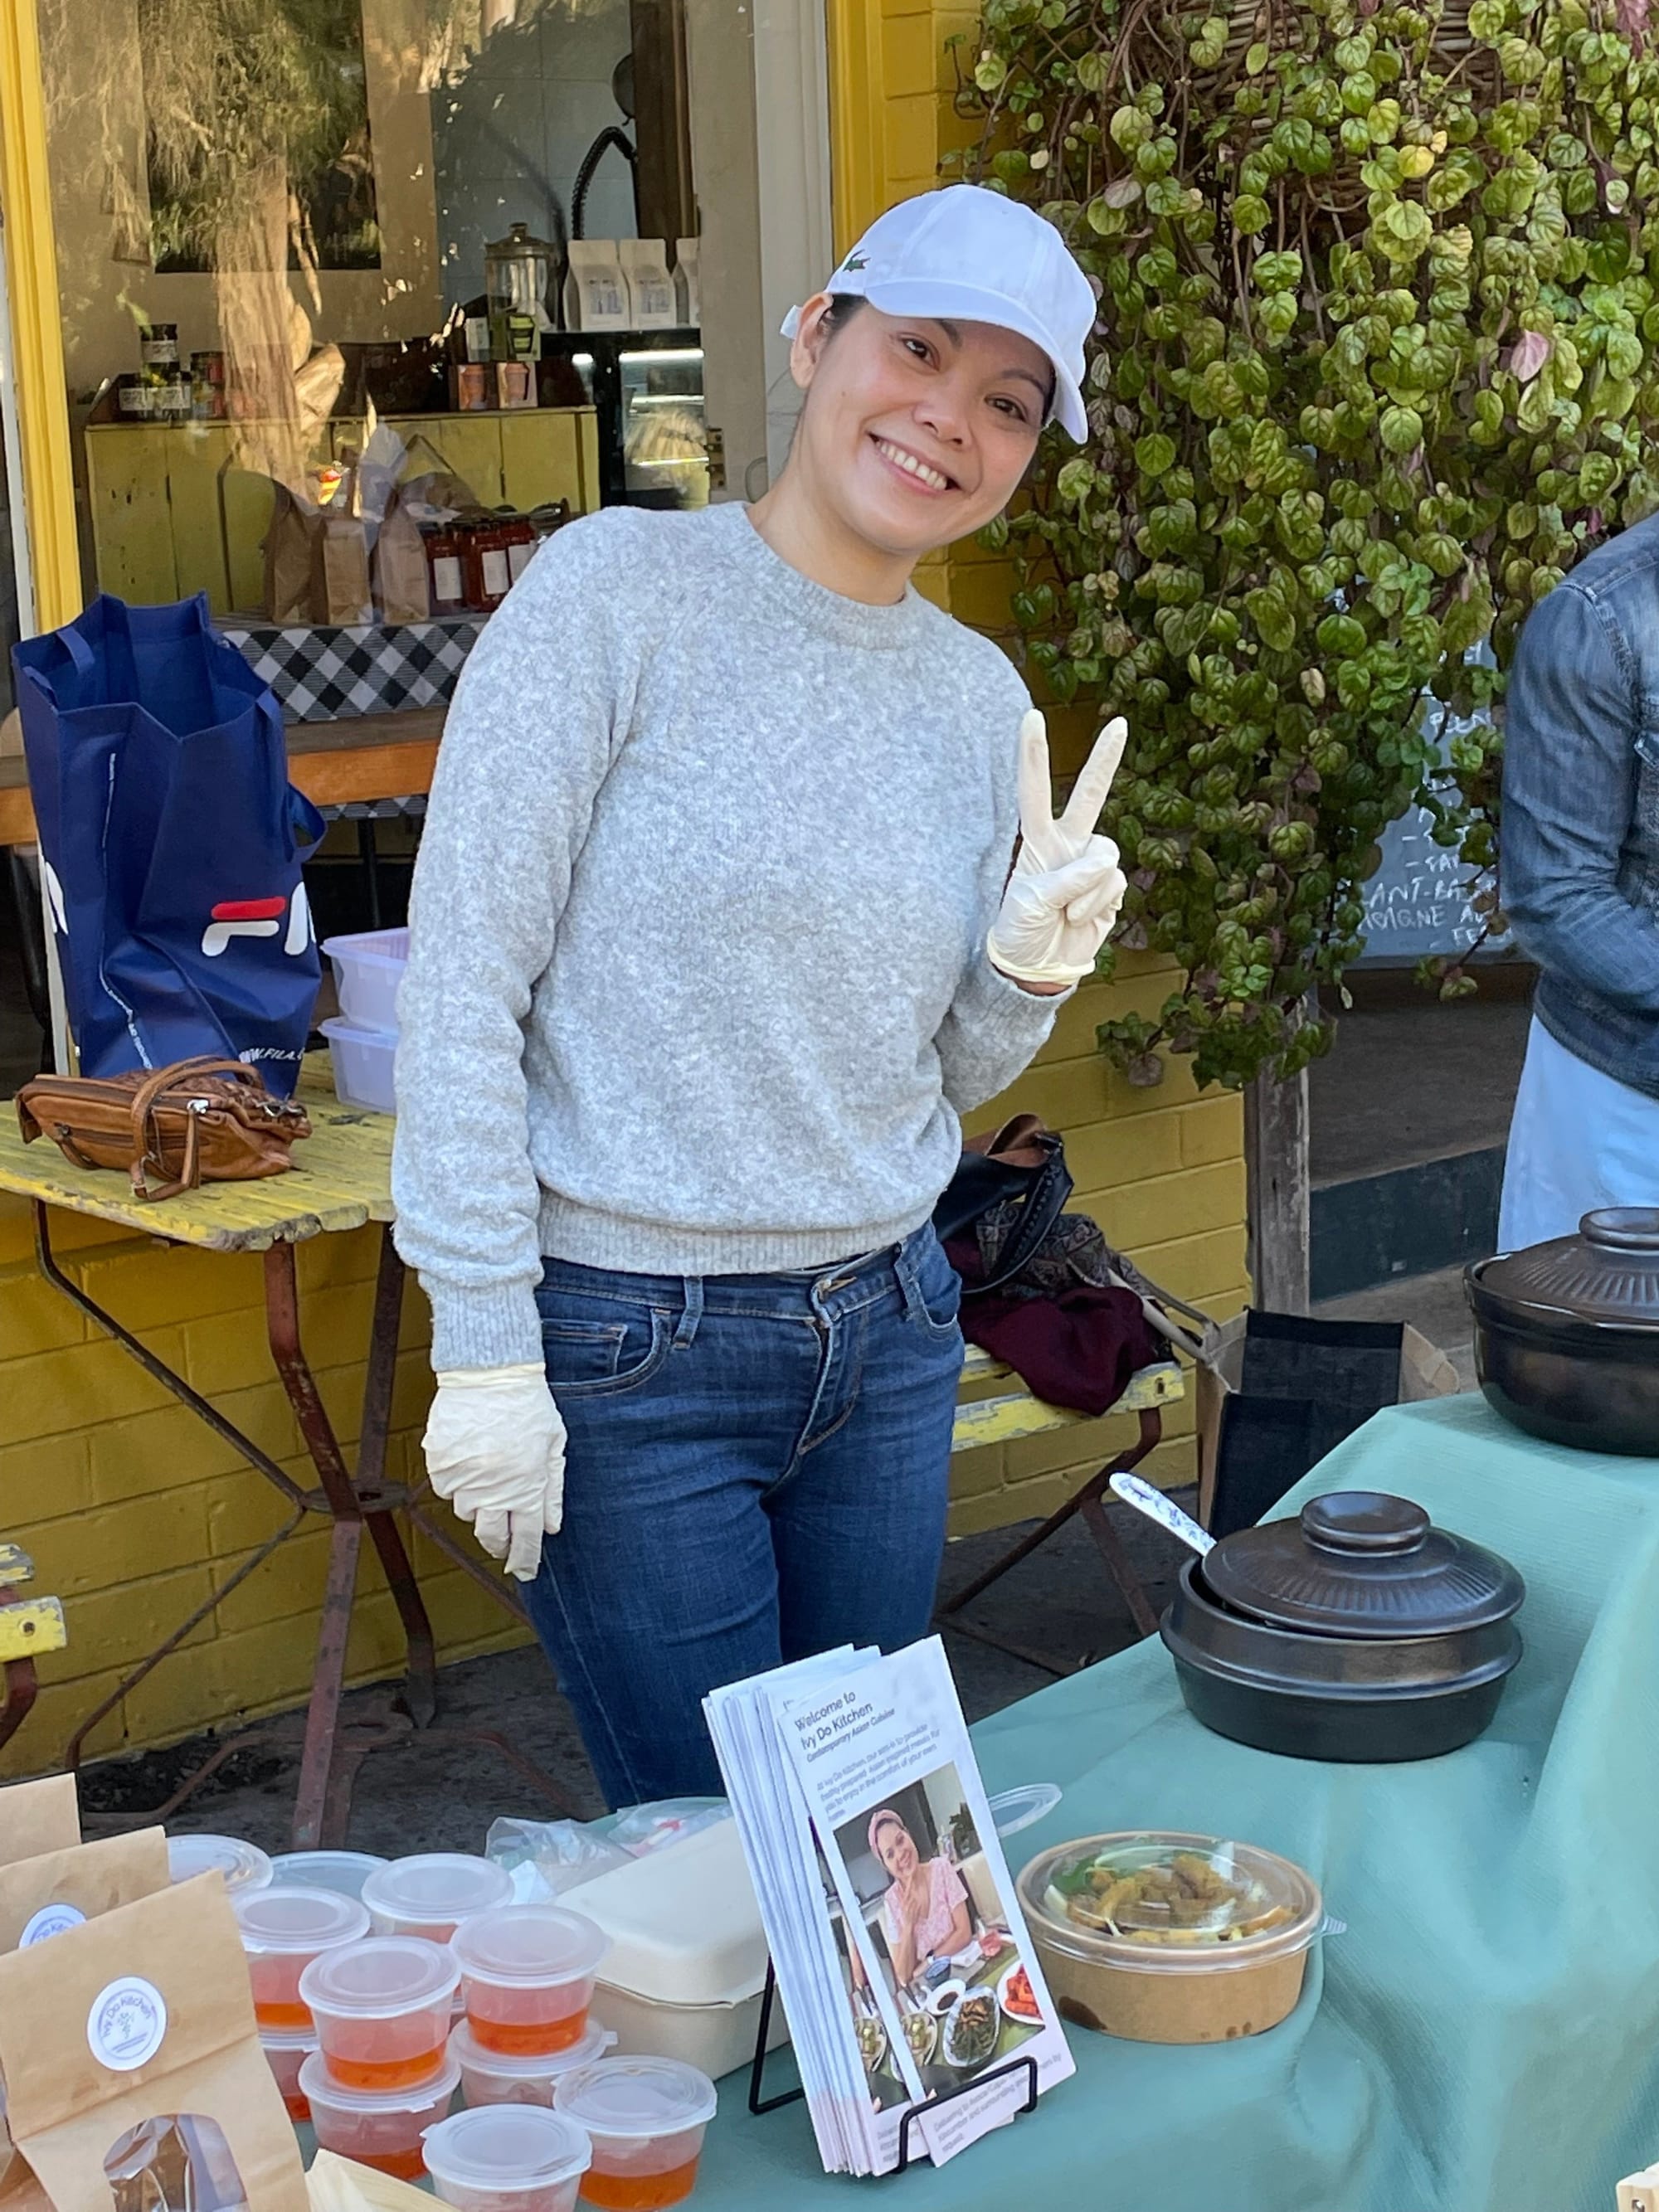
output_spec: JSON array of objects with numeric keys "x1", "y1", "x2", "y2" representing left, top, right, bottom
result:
[
  {"x1": 20, "y1": 1901, "x2": 85, "y2": 1947},
  {"x1": 86, "y1": 1976, "x2": 168, "y2": 2072}
]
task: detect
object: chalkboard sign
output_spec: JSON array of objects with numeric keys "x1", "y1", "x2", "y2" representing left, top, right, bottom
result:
[{"x1": 1358, "y1": 688, "x2": 1510, "y2": 962}]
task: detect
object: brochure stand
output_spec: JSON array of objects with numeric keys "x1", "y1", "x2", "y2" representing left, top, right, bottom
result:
[{"x1": 747, "y1": 1959, "x2": 1041, "y2": 2174}]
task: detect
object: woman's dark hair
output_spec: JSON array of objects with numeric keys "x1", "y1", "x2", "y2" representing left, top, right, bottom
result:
[{"x1": 820, "y1": 293, "x2": 867, "y2": 338}]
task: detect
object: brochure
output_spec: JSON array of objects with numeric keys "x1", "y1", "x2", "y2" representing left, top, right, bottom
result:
[{"x1": 705, "y1": 1636, "x2": 1073, "y2": 2176}]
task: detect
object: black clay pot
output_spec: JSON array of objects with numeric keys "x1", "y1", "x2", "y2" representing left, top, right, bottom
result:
[
  {"x1": 1160, "y1": 1492, "x2": 1525, "y2": 1764},
  {"x1": 1467, "y1": 1209, "x2": 1659, "y2": 1457}
]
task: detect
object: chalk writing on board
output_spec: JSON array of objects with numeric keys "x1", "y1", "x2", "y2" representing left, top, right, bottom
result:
[{"x1": 1359, "y1": 689, "x2": 1511, "y2": 961}]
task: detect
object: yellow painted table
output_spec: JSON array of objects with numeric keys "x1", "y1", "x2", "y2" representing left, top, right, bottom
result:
[{"x1": 0, "y1": 1061, "x2": 524, "y2": 1844}]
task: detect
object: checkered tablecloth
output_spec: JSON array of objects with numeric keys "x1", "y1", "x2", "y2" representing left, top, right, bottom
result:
[{"x1": 220, "y1": 616, "x2": 484, "y2": 724}]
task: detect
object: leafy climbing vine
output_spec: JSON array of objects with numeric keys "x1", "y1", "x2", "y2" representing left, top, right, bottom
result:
[{"x1": 952, "y1": 0, "x2": 1659, "y2": 1088}]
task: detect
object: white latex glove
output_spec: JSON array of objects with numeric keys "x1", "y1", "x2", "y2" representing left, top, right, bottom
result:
[
  {"x1": 986, "y1": 710, "x2": 1130, "y2": 988},
  {"x1": 422, "y1": 1364, "x2": 567, "y2": 1580}
]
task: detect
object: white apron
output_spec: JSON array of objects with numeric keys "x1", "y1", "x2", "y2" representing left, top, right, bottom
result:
[{"x1": 1497, "y1": 1016, "x2": 1659, "y2": 1250}]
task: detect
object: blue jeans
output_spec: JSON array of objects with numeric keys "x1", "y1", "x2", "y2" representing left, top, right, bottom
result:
[{"x1": 522, "y1": 1223, "x2": 964, "y2": 1805}]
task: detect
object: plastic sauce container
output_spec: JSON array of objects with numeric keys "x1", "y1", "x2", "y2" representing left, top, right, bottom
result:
[
  {"x1": 1015, "y1": 1830, "x2": 1326, "y2": 2044},
  {"x1": 553, "y1": 2057, "x2": 717, "y2": 2210},
  {"x1": 168, "y1": 1833, "x2": 273, "y2": 1898},
  {"x1": 270, "y1": 1849, "x2": 390, "y2": 1901},
  {"x1": 450, "y1": 2019, "x2": 615, "y2": 2109},
  {"x1": 299, "y1": 1935, "x2": 460, "y2": 2090},
  {"x1": 260, "y1": 2026, "x2": 317, "y2": 2121},
  {"x1": 453, "y1": 1905, "x2": 611, "y2": 2057},
  {"x1": 362, "y1": 1853, "x2": 513, "y2": 1942},
  {"x1": 236, "y1": 1884, "x2": 372, "y2": 2029},
  {"x1": 423, "y1": 2105, "x2": 592, "y2": 2212},
  {"x1": 300, "y1": 2048, "x2": 459, "y2": 2180}
]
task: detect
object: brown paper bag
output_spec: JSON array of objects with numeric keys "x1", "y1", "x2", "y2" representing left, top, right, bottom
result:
[
  {"x1": 0, "y1": 1874, "x2": 308, "y2": 2212},
  {"x1": 319, "y1": 518, "x2": 372, "y2": 626},
  {"x1": 264, "y1": 489, "x2": 324, "y2": 624},
  {"x1": 0, "y1": 1828, "x2": 168, "y2": 1953},
  {"x1": 1194, "y1": 1315, "x2": 1460, "y2": 1524},
  {"x1": 0, "y1": 1776, "x2": 78, "y2": 1870},
  {"x1": 371, "y1": 497, "x2": 428, "y2": 624}
]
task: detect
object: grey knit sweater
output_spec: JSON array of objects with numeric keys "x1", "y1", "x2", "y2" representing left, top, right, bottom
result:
[{"x1": 392, "y1": 500, "x2": 1060, "y2": 1371}]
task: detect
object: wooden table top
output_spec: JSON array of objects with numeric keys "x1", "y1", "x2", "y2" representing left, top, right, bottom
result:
[
  {"x1": 0, "y1": 1057, "x2": 392, "y2": 1249},
  {"x1": 0, "y1": 707, "x2": 444, "y2": 847}
]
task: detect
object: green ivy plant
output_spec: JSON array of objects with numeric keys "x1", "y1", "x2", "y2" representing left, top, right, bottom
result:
[{"x1": 951, "y1": 0, "x2": 1659, "y2": 1089}]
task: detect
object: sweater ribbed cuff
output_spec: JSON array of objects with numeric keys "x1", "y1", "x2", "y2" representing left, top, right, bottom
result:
[
  {"x1": 965, "y1": 953, "x2": 1075, "y2": 1037},
  {"x1": 426, "y1": 1280, "x2": 545, "y2": 1373}
]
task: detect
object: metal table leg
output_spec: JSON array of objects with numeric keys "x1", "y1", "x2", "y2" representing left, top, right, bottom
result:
[{"x1": 937, "y1": 1407, "x2": 1165, "y2": 1674}]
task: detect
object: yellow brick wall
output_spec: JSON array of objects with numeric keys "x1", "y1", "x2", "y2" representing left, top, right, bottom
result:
[
  {"x1": 0, "y1": 1194, "x2": 521, "y2": 1780},
  {"x1": 0, "y1": 0, "x2": 1248, "y2": 1777}
]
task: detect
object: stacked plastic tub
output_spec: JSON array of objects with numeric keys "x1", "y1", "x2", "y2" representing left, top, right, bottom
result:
[{"x1": 319, "y1": 926, "x2": 408, "y2": 1114}]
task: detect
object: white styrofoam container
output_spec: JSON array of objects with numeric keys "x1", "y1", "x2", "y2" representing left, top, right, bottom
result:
[
  {"x1": 321, "y1": 926, "x2": 409, "y2": 1034},
  {"x1": 321, "y1": 1017, "x2": 397, "y2": 1114},
  {"x1": 574, "y1": 1821, "x2": 784, "y2": 2081}
]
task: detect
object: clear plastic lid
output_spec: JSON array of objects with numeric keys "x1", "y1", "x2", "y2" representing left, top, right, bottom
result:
[
  {"x1": 298, "y1": 2048, "x2": 460, "y2": 2114},
  {"x1": 1016, "y1": 1830, "x2": 1324, "y2": 1976},
  {"x1": 450, "y1": 1904, "x2": 610, "y2": 1987},
  {"x1": 987, "y1": 1783, "x2": 1063, "y2": 1838},
  {"x1": 234, "y1": 1884, "x2": 371, "y2": 1954},
  {"x1": 362, "y1": 1854, "x2": 513, "y2": 1930},
  {"x1": 258, "y1": 2025, "x2": 319, "y2": 2054},
  {"x1": 168, "y1": 1833, "x2": 273, "y2": 1897},
  {"x1": 270, "y1": 1850, "x2": 389, "y2": 1899},
  {"x1": 449, "y1": 2020, "x2": 615, "y2": 2080},
  {"x1": 422, "y1": 2107, "x2": 592, "y2": 2193},
  {"x1": 552, "y1": 2057, "x2": 718, "y2": 2140},
  {"x1": 299, "y1": 1935, "x2": 460, "y2": 2016}
]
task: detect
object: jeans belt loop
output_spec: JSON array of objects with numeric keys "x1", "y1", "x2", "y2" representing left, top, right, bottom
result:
[
  {"x1": 893, "y1": 1236, "x2": 927, "y2": 1328},
  {"x1": 673, "y1": 1274, "x2": 704, "y2": 1350}
]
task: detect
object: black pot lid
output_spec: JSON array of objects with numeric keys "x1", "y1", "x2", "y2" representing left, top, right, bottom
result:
[
  {"x1": 1202, "y1": 1491, "x2": 1525, "y2": 1640},
  {"x1": 1475, "y1": 1208, "x2": 1659, "y2": 1328}
]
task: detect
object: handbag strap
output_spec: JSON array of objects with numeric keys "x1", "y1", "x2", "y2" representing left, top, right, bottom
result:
[
  {"x1": 127, "y1": 1057, "x2": 255, "y2": 1203},
  {"x1": 972, "y1": 1135, "x2": 1073, "y2": 1296}
]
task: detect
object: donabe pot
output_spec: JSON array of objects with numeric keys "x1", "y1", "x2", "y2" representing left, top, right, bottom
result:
[
  {"x1": 1163, "y1": 1560, "x2": 1521, "y2": 1762},
  {"x1": 1160, "y1": 1492, "x2": 1525, "y2": 1763},
  {"x1": 1466, "y1": 1209, "x2": 1659, "y2": 1458}
]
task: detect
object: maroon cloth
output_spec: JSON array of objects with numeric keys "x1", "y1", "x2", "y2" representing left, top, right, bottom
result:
[{"x1": 945, "y1": 1236, "x2": 1162, "y2": 1416}]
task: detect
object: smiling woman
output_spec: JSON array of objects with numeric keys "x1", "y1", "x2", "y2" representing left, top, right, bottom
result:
[{"x1": 391, "y1": 182, "x2": 1131, "y2": 1808}]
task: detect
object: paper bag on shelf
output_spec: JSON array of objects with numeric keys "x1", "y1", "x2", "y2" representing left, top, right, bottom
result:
[
  {"x1": 0, "y1": 1875, "x2": 308, "y2": 2212},
  {"x1": 372, "y1": 496, "x2": 429, "y2": 624},
  {"x1": 674, "y1": 237, "x2": 700, "y2": 325},
  {"x1": 0, "y1": 1775, "x2": 79, "y2": 1870},
  {"x1": 319, "y1": 517, "x2": 372, "y2": 626},
  {"x1": 564, "y1": 241, "x2": 630, "y2": 332},
  {"x1": 620, "y1": 239, "x2": 677, "y2": 328},
  {"x1": 263, "y1": 488, "x2": 324, "y2": 624}
]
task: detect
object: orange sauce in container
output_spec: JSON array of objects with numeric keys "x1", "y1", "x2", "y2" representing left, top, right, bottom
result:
[{"x1": 580, "y1": 2159, "x2": 701, "y2": 2210}]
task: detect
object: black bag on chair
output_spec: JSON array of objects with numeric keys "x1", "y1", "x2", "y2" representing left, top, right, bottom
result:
[{"x1": 932, "y1": 1112, "x2": 1073, "y2": 1296}]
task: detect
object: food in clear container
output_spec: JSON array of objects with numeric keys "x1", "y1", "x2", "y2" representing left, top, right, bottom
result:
[
  {"x1": 422, "y1": 2104, "x2": 593, "y2": 2212},
  {"x1": 552, "y1": 2055, "x2": 717, "y2": 2210},
  {"x1": 898, "y1": 2008, "x2": 936, "y2": 2064},
  {"x1": 167, "y1": 1832, "x2": 273, "y2": 1898},
  {"x1": 852, "y1": 2014, "x2": 886, "y2": 2072},
  {"x1": 235, "y1": 1883, "x2": 372, "y2": 2029},
  {"x1": 450, "y1": 2019, "x2": 616, "y2": 2110},
  {"x1": 362, "y1": 1852, "x2": 513, "y2": 1942},
  {"x1": 299, "y1": 1934, "x2": 460, "y2": 2090},
  {"x1": 452, "y1": 1903, "x2": 611, "y2": 2056},
  {"x1": 260, "y1": 2025, "x2": 317, "y2": 2120},
  {"x1": 299, "y1": 2047, "x2": 459, "y2": 2180},
  {"x1": 1016, "y1": 1830, "x2": 1325, "y2": 2044},
  {"x1": 270, "y1": 1849, "x2": 389, "y2": 1900}
]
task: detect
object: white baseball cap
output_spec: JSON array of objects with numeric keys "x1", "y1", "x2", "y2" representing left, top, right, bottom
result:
[{"x1": 781, "y1": 184, "x2": 1095, "y2": 441}]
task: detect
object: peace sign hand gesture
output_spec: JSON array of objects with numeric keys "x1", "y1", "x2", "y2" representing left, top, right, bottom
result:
[{"x1": 986, "y1": 710, "x2": 1130, "y2": 989}]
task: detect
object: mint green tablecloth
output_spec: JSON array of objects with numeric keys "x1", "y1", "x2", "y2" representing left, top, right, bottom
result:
[{"x1": 692, "y1": 1395, "x2": 1659, "y2": 2212}]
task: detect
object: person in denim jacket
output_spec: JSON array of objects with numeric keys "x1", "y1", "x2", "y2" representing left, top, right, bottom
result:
[{"x1": 1497, "y1": 516, "x2": 1659, "y2": 1248}]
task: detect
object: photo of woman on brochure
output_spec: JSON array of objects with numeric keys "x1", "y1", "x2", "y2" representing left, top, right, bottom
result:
[{"x1": 832, "y1": 1762, "x2": 1044, "y2": 2095}]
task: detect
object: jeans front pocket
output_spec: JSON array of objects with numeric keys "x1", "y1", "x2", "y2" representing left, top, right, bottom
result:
[
  {"x1": 904, "y1": 1228, "x2": 964, "y2": 1340},
  {"x1": 535, "y1": 1291, "x2": 672, "y2": 1397}
]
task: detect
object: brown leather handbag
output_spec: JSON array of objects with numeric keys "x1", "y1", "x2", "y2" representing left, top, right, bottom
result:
[{"x1": 16, "y1": 1057, "x2": 310, "y2": 1203}]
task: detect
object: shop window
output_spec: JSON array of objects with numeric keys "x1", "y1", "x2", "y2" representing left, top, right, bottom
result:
[
  {"x1": 33, "y1": 0, "x2": 712, "y2": 676},
  {"x1": 104, "y1": 2115, "x2": 249, "y2": 2212}
]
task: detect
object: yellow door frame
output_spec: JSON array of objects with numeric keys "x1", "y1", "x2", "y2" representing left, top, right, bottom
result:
[
  {"x1": 0, "y1": 0, "x2": 81, "y2": 631},
  {"x1": 824, "y1": 0, "x2": 885, "y2": 254}
]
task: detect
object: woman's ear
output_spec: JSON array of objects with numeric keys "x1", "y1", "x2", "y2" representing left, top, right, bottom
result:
[{"x1": 789, "y1": 291, "x2": 839, "y2": 392}]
